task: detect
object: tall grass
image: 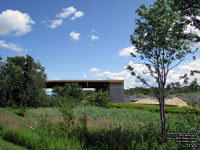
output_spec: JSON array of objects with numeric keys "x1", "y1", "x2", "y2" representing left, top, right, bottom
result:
[
  {"x1": 0, "y1": 105, "x2": 199, "y2": 149},
  {"x1": 74, "y1": 105, "x2": 200, "y2": 149}
]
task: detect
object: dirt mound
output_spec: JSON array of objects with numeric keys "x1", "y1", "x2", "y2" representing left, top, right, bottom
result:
[
  {"x1": 165, "y1": 97, "x2": 189, "y2": 107},
  {"x1": 133, "y1": 97, "x2": 189, "y2": 107},
  {"x1": 134, "y1": 98, "x2": 159, "y2": 105}
]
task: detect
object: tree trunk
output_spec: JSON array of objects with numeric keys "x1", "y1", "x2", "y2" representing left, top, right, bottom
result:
[{"x1": 159, "y1": 88, "x2": 166, "y2": 139}]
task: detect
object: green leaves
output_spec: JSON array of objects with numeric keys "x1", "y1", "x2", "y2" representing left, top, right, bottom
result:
[
  {"x1": 88, "y1": 91, "x2": 109, "y2": 108},
  {"x1": 179, "y1": 73, "x2": 190, "y2": 86},
  {"x1": 193, "y1": 56, "x2": 197, "y2": 60},
  {"x1": 52, "y1": 83, "x2": 84, "y2": 101},
  {"x1": 170, "y1": 0, "x2": 200, "y2": 30},
  {"x1": 0, "y1": 55, "x2": 47, "y2": 107}
]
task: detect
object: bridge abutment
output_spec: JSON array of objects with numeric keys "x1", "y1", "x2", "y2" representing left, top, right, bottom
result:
[{"x1": 108, "y1": 82, "x2": 124, "y2": 103}]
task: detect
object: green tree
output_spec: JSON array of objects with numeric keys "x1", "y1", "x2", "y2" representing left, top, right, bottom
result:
[
  {"x1": 52, "y1": 83, "x2": 84, "y2": 100},
  {"x1": 88, "y1": 90, "x2": 109, "y2": 107},
  {"x1": 128, "y1": 0, "x2": 197, "y2": 137},
  {"x1": 170, "y1": 0, "x2": 200, "y2": 30},
  {"x1": 0, "y1": 55, "x2": 46, "y2": 107}
]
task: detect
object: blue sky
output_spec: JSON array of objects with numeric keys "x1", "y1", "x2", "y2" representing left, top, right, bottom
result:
[{"x1": 0, "y1": 0, "x2": 200, "y2": 88}]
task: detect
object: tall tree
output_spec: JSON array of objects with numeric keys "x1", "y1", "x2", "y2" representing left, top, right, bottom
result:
[
  {"x1": 128, "y1": 0, "x2": 197, "y2": 137},
  {"x1": 0, "y1": 55, "x2": 47, "y2": 107}
]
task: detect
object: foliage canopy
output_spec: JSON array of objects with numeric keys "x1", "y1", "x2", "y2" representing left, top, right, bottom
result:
[
  {"x1": 0, "y1": 55, "x2": 47, "y2": 107},
  {"x1": 170, "y1": 0, "x2": 200, "y2": 30}
]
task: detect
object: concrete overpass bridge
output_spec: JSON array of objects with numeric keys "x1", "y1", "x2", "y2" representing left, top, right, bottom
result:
[{"x1": 46, "y1": 80, "x2": 124, "y2": 103}]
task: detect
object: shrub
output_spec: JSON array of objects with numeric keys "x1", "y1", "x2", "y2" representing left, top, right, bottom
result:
[
  {"x1": 9, "y1": 107, "x2": 26, "y2": 117},
  {"x1": 57, "y1": 97, "x2": 76, "y2": 130},
  {"x1": 88, "y1": 91, "x2": 110, "y2": 107}
]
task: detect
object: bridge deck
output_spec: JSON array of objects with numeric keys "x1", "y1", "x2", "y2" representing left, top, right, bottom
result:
[{"x1": 46, "y1": 80, "x2": 124, "y2": 88}]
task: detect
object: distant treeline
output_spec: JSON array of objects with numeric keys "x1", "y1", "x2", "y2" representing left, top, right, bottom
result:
[{"x1": 125, "y1": 85, "x2": 200, "y2": 97}]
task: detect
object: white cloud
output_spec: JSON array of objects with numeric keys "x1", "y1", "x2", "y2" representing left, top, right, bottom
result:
[
  {"x1": 91, "y1": 61, "x2": 153, "y2": 88},
  {"x1": 185, "y1": 24, "x2": 200, "y2": 47},
  {"x1": 179, "y1": 59, "x2": 200, "y2": 71},
  {"x1": 0, "y1": 9, "x2": 34, "y2": 36},
  {"x1": 49, "y1": 19, "x2": 63, "y2": 29},
  {"x1": 42, "y1": 6, "x2": 84, "y2": 29},
  {"x1": 90, "y1": 34, "x2": 99, "y2": 40},
  {"x1": 168, "y1": 59, "x2": 200, "y2": 84},
  {"x1": 71, "y1": 11, "x2": 84, "y2": 20},
  {"x1": 0, "y1": 40, "x2": 26, "y2": 52},
  {"x1": 185, "y1": 24, "x2": 200, "y2": 37},
  {"x1": 95, "y1": 72, "x2": 105, "y2": 77},
  {"x1": 119, "y1": 46, "x2": 137, "y2": 57},
  {"x1": 95, "y1": 71, "x2": 111, "y2": 77},
  {"x1": 102, "y1": 71, "x2": 111, "y2": 75},
  {"x1": 54, "y1": 78, "x2": 60, "y2": 80},
  {"x1": 93, "y1": 68, "x2": 140, "y2": 88},
  {"x1": 185, "y1": 16, "x2": 200, "y2": 36},
  {"x1": 91, "y1": 29, "x2": 96, "y2": 33},
  {"x1": 56, "y1": 6, "x2": 76, "y2": 18},
  {"x1": 90, "y1": 67, "x2": 100, "y2": 72},
  {"x1": 69, "y1": 31, "x2": 80, "y2": 41},
  {"x1": 43, "y1": 6, "x2": 84, "y2": 29}
]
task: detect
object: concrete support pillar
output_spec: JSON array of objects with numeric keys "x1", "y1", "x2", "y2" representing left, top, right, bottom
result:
[{"x1": 108, "y1": 82, "x2": 124, "y2": 103}]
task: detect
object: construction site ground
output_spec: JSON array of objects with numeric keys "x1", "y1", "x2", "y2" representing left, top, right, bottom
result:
[{"x1": 132, "y1": 97, "x2": 189, "y2": 107}]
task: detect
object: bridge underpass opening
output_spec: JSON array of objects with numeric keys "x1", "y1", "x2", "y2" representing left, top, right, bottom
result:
[
  {"x1": 83, "y1": 88, "x2": 95, "y2": 91},
  {"x1": 46, "y1": 80, "x2": 124, "y2": 103}
]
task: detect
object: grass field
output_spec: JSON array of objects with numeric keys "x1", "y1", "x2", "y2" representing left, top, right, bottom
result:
[{"x1": 0, "y1": 104, "x2": 199, "y2": 150}]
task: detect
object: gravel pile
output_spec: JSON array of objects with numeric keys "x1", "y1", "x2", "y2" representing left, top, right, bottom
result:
[{"x1": 133, "y1": 97, "x2": 189, "y2": 107}]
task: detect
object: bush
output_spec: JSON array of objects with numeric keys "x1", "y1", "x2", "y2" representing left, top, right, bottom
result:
[
  {"x1": 8, "y1": 107, "x2": 26, "y2": 117},
  {"x1": 57, "y1": 97, "x2": 76, "y2": 130},
  {"x1": 88, "y1": 91, "x2": 110, "y2": 107}
]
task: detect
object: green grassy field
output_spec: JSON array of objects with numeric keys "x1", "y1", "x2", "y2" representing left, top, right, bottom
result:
[{"x1": 0, "y1": 104, "x2": 199, "y2": 150}]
